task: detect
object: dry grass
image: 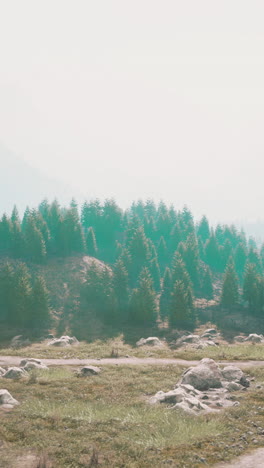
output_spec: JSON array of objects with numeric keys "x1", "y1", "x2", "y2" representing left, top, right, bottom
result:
[
  {"x1": 1, "y1": 336, "x2": 264, "y2": 362},
  {"x1": 1, "y1": 365, "x2": 264, "y2": 467}
]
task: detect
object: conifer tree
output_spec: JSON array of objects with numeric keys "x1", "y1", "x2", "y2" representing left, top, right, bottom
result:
[
  {"x1": 11, "y1": 221, "x2": 24, "y2": 258},
  {"x1": 129, "y1": 267, "x2": 157, "y2": 325},
  {"x1": 112, "y1": 259, "x2": 129, "y2": 320},
  {"x1": 13, "y1": 263, "x2": 32, "y2": 325},
  {"x1": 159, "y1": 267, "x2": 172, "y2": 320},
  {"x1": 30, "y1": 275, "x2": 50, "y2": 329},
  {"x1": 205, "y1": 232, "x2": 221, "y2": 271},
  {"x1": 128, "y1": 227, "x2": 150, "y2": 283},
  {"x1": 157, "y1": 236, "x2": 168, "y2": 271},
  {"x1": 148, "y1": 257, "x2": 161, "y2": 291},
  {"x1": 0, "y1": 214, "x2": 12, "y2": 253},
  {"x1": 243, "y1": 263, "x2": 260, "y2": 312},
  {"x1": 0, "y1": 263, "x2": 15, "y2": 322},
  {"x1": 197, "y1": 216, "x2": 210, "y2": 242},
  {"x1": 201, "y1": 266, "x2": 214, "y2": 299},
  {"x1": 11, "y1": 205, "x2": 20, "y2": 224},
  {"x1": 86, "y1": 227, "x2": 98, "y2": 257},
  {"x1": 169, "y1": 280, "x2": 195, "y2": 329},
  {"x1": 234, "y1": 242, "x2": 247, "y2": 279},
  {"x1": 220, "y1": 258, "x2": 239, "y2": 308},
  {"x1": 171, "y1": 252, "x2": 193, "y2": 292},
  {"x1": 25, "y1": 219, "x2": 46, "y2": 263}
]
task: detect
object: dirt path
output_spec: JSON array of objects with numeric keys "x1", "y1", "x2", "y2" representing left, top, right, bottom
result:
[
  {"x1": 213, "y1": 448, "x2": 264, "y2": 467},
  {"x1": 1, "y1": 355, "x2": 264, "y2": 367}
]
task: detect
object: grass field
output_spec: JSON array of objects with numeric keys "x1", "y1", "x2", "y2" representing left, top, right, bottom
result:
[
  {"x1": 1, "y1": 365, "x2": 264, "y2": 467},
  {"x1": 1, "y1": 336, "x2": 264, "y2": 361}
]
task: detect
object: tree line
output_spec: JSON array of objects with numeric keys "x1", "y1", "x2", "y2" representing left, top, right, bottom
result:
[{"x1": 0, "y1": 198, "x2": 264, "y2": 331}]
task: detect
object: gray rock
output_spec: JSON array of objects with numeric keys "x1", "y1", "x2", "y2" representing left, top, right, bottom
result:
[
  {"x1": 136, "y1": 337, "x2": 163, "y2": 347},
  {"x1": 48, "y1": 335, "x2": 79, "y2": 347},
  {"x1": 20, "y1": 358, "x2": 42, "y2": 367},
  {"x1": 222, "y1": 365, "x2": 244, "y2": 382},
  {"x1": 234, "y1": 335, "x2": 245, "y2": 343},
  {"x1": 23, "y1": 361, "x2": 48, "y2": 371},
  {"x1": 0, "y1": 389, "x2": 19, "y2": 408},
  {"x1": 80, "y1": 366, "x2": 101, "y2": 376},
  {"x1": 0, "y1": 367, "x2": 6, "y2": 376},
  {"x1": 181, "y1": 358, "x2": 223, "y2": 390},
  {"x1": 226, "y1": 382, "x2": 243, "y2": 392},
  {"x1": 176, "y1": 335, "x2": 200, "y2": 346},
  {"x1": 244, "y1": 334, "x2": 263, "y2": 343},
  {"x1": 2, "y1": 367, "x2": 28, "y2": 380}
]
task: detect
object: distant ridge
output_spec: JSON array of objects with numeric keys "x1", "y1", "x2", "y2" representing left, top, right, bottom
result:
[{"x1": 0, "y1": 143, "x2": 80, "y2": 215}]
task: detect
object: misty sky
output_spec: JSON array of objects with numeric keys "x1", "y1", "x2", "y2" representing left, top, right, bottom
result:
[{"x1": 1, "y1": 1, "x2": 264, "y2": 224}]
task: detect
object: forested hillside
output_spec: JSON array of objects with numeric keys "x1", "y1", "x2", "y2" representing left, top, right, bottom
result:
[{"x1": 0, "y1": 198, "x2": 264, "y2": 335}]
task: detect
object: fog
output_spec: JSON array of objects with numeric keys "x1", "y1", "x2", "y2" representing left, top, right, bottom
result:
[{"x1": 1, "y1": 1, "x2": 264, "y2": 224}]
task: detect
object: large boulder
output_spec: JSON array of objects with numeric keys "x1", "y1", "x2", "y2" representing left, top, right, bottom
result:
[
  {"x1": 10, "y1": 335, "x2": 31, "y2": 349},
  {"x1": 244, "y1": 334, "x2": 263, "y2": 343},
  {"x1": 22, "y1": 359, "x2": 48, "y2": 371},
  {"x1": 221, "y1": 365, "x2": 244, "y2": 382},
  {"x1": 136, "y1": 337, "x2": 163, "y2": 347},
  {"x1": 176, "y1": 335, "x2": 201, "y2": 347},
  {"x1": 181, "y1": 358, "x2": 223, "y2": 391},
  {"x1": 0, "y1": 389, "x2": 19, "y2": 408},
  {"x1": 3, "y1": 367, "x2": 28, "y2": 380},
  {"x1": 80, "y1": 366, "x2": 101, "y2": 376},
  {"x1": 47, "y1": 335, "x2": 79, "y2": 347}
]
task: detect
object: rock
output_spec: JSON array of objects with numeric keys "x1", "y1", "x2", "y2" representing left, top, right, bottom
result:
[
  {"x1": 0, "y1": 389, "x2": 19, "y2": 408},
  {"x1": 204, "y1": 328, "x2": 218, "y2": 335},
  {"x1": 23, "y1": 361, "x2": 48, "y2": 371},
  {"x1": 181, "y1": 358, "x2": 223, "y2": 390},
  {"x1": 136, "y1": 337, "x2": 163, "y2": 347},
  {"x1": 222, "y1": 366, "x2": 244, "y2": 382},
  {"x1": 176, "y1": 335, "x2": 200, "y2": 346},
  {"x1": 2, "y1": 367, "x2": 28, "y2": 380},
  {"x1": 20, "y1": 358, "x2": 42, "y2": 367},
  {"x1": 234, "y1": 335, "x2": 245, "y2": 342},
  {"x1": 10, "y1": 335, "x2": 31, "y2": 348},
  {"x1": 0, "y1": 367, "x2": 6, "y2": 376},
  {"x1": 226, "y1": 382, "x2": 243, "y2": 392},
  {"x1": 80, "y1": 366, "x2": 101, "y2": 376},
  {"x1": 48, "y1": 335, "x2": 79, "y2": 347},
  {"x1": 244, "y1": 334, "x2": 264, "y2": 343}
]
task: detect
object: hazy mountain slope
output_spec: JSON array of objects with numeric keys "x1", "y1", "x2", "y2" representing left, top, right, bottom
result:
[{"x1": 0, "y1": 143, "x2": 79, "y2": 215}]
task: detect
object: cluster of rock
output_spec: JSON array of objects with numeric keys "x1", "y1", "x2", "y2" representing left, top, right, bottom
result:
[
  {"x1": 234, "y1": 333, "x2": 264, "y2": 343},
  {"x1": 0, "y1": 358, "x2": 48, "y2": 380},
  {"x1": 136, "y1": 337, "x2": 163, "y2": 347},
  {"x1": 150, "y1": 358, "x2": 250, "y2": 414},
  {"x1": 47, "y1": 335, "x2": 79, "y2": 347},
  {"x1": 175, "y1": 329, "x2": 220, "y2": 349}
]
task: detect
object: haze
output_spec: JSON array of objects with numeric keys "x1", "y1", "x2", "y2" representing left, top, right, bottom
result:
[{"x1": 1, "y1": 1, "x2": 264, "y2": 225}]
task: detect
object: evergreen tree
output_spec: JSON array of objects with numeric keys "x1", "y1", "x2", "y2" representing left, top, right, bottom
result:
[
  {"x1": 234, "y1": 242, "x2": 247, "y2": 279},
  {"x1": 112, "y1": 259, "x2": 129, "y2": 320},
  {"x1": 205, "y1": 232, "x2": 221, "y2": 271},
  {"x1": 159, "y1": 267, "x2": 172, "y2": 320},
  {"x1": 243, "y1": 263, "x2": 261, "y2": 313},
  {"x1": 171, "y1": 252, "x2": 193, "y2": 291},
  {"x1": 25, "y1": 218, "x2": 46, "y2": 263},
  {"x1": 197, "y1": 216, "x2": 210, "y2": 242},
  {"x1": 129, "y1": 267, "x2": 157, "y2": 325},
  {"x1": 11, "y1": 221, "x2": 24, "y2": 258},
  {"x1": 148, "y1": 257, "x2": 161, "y2": 291},
  {"x1": 201, "y1": 265, "x2": 214, "y2": 299},
  {"x1": 30, "y1": 275, "x2": 50, "y2": 329},
  {"x1": 157, "y1": 236, "x2": 168, "y2": 272},
  {"x1": 0, "y1": 214, "x2": 12, "y2": 253},
  {"x1": 13, "y1": 263, "x2": 32, "y2": 326},
  {"x1": 169, "y1": 280, "x2": 195, "y2": 329},
  {"x1": 0, "y1": 263, "x2": 15, "y2": 322},
  {"x1": 220, "y1": 258, "x2": 239, "y2": 308},
  {"x1": 86, "y1": 227, "x2": 98, "y2": 257},
  {"x1": 128, "y1": 227, "x2": 150, "y2": 283},
  {"x1": 11, "y1": 205, "x2": 20, "y2": 224}
]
